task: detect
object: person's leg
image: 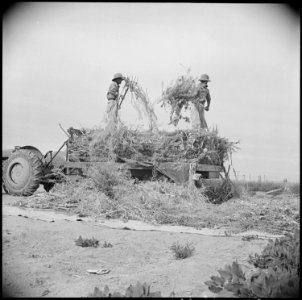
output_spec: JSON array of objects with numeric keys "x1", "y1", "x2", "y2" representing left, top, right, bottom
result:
[
  {"x1": 106, "y1": 100, "x2": 118, "y2": 130},
  {"x1": 190, "y1": 102, "x2": 201, "y2": 130},
  {"x1": 198, "y1": 104, "x2": 208, "y2": 130}
]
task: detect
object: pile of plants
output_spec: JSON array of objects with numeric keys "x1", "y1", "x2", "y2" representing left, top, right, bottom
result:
[
  {"x1": 160, "y1": 69, "x2": 201, "y2": 125},
  {"x1": 205, "y1": 229, "x2": 300, "y2": 298},
  {"x1": 67, "y1": 125, "x2": 238, "y2": 166},
  {"x1": 41, "y1": 163, "x2": 209, "y2": 226}
]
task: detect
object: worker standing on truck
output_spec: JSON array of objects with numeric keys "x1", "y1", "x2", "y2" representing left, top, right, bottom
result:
[
  {"x1": 190, "y1": 74, "x2": 211, "y2": 130},
  {"x1": 106, "y1": 73, "x2": 125, "y2": 129}
]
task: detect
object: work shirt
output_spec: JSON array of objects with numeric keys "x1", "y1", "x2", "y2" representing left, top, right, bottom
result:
[
  {"x1": 107, "y1": 81, "x2": 120, "y2": 101},
  {"x1": 195, "y1": 84, "x2": 211, "y2": 106}
]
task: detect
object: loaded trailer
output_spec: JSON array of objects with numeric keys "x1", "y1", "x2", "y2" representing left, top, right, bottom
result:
[{"x1": 2, "y1": 137, "x2": 223, "y2": 197}]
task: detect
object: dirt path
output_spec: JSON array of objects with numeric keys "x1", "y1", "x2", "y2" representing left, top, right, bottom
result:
[{"x1": 2, "y1": 192, "x2": 280, "y2": 298}]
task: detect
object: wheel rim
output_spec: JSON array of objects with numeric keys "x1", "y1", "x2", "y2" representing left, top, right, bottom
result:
[{"x1": 8, "y1": 159, "x2": 30, "y2": 188}]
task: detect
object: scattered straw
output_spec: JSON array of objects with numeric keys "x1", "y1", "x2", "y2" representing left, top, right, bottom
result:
[{"x1": 122, "y1": 77, "x2": 158, "y2": 131}]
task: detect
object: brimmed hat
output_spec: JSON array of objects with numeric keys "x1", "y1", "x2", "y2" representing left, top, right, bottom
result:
[
  {"x1": 199, "y1": 74, "x2": 211, "y2": 82},
  {"x1": 112, "y1": 73, "x2": 124, "y2": 81}
]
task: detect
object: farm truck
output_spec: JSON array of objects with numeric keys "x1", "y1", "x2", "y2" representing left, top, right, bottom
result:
[{"x1": 2, "y1": 129, "x2": 224, "y2": 197}]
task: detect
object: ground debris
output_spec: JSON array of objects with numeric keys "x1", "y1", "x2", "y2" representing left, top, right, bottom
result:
[{"x1": 87, "y1": 268, "x2": 111, "y2": 275}]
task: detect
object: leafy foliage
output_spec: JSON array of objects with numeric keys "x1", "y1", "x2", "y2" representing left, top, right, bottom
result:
[
  {"x1": 248, "y1": 229, "x2": 300, "y2": 274},
  {"x1": 88, "y1": 281, "x2": 162, "y2": 297},
  {"x1": 205, "y1": 261, "x2": 254, "y2": 297},
  {"x1": 205, "y1": 229, "x2": 300, "y2": 298},
  {"x1": 170, "y1": 242, "x2": 195, "y2": 259},
  {"x1": 160, "y1": 69, "x2": 199, "y2": 126}
]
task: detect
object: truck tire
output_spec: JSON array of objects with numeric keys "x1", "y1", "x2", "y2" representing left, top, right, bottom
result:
[
  {"x1": 2, "y1": 160, "x2": 9, "y2": 193},
  {"x1": 3, "y1": 149, "x2": 43, "y2": 196}
]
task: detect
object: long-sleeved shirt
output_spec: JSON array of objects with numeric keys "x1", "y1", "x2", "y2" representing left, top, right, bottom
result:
[
  {"x1": 106, "y1": 81, "x2": 120, "y2": 101},
  {"x1": 194, "y1": 84, "x2": 211, "y2": 106}
]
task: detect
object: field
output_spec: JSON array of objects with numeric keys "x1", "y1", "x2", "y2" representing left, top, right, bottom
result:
[{"x1": 2, "y1": 164, "x2": 300, "y2": 297}]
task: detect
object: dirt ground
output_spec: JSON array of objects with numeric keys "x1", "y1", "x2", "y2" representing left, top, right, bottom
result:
[{"x1": 2, "y1": 190, "x2": 286, "y2": 298}]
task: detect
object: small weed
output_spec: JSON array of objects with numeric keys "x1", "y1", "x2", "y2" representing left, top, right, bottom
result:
[
  {"x1": 88, "y1": 281, "x2": 162, "y2": 297},
  {"x1": 75, "y1": 236, "x2": 99, "y2": 248},
  {"x1": 224, "y1": 231, "x2": 232, "y2": 237},
  {"x1": 30, "y1": 254, "x2": 40, "y2": 258},
  {"x1": 241, "y1": 235, "x2": 259, "y2": 241},
  {"x1": 170, "y1": 242, "x2": 195, "y2": 259},
  {"x1": 102, "y1": 241, "x2": 113, "y2": 248}
]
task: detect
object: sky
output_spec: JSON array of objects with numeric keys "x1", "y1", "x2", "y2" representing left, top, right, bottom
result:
[{"x1": 2, "y1": 3, "x2": 300, "y2": 182}]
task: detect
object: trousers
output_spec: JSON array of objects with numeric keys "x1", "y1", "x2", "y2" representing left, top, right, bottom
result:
[
  {"x1": 106, "y1": 100, "x2": 118, "y2": 130},
  {"x1": 190, "y1": 101, "x2": 208, "y2": 130}
]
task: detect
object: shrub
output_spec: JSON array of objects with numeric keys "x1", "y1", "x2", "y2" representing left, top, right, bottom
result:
[
  {"x1": 75, "y1": 236, "x2": 99, "y2": 248},
  {"x1": 248, "y1": 229, "x2": 300, "y2": 274},
  {"x1": 205, "y1": 229, "x2": 300, "y2": 298},
  {"x1": 170, "y1": 242, "x2": 195, "y2": 259}
]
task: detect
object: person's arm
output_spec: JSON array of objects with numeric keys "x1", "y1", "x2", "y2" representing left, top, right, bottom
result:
[
  {"x1": 106, "y1": 82, "x2": 119, "y2": 101},
  {"x1": 204, "y1": 90, "x2": 211, "y2": 111}
]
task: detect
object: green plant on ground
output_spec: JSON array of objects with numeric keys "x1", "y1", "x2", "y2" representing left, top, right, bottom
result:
[
  {"x1": 88, "y1": 281, "x2": 163, "y2": 297},
  {"x1": 205, "y1": 229, "x2": 300, "y2": 298},
  {"x1": 248, "y1": 229, "x2": 300, "y2": 273},
  {"x1": 170, "y1": 242, "x2": 195, "y2": 259},
  {"x1": 75, "y1": 236, "x2": 99, "y2": 248},
  {"x1": 102, "y1": 241, "x2": 113, "y2": 248}
]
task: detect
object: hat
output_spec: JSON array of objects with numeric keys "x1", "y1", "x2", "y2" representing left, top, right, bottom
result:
[
  {"x1": 112, "y1": 73, "x2": 124, "y2": 81},
  {"x1": 199, "y1": 74, "x2": 211, "y2": 82}
]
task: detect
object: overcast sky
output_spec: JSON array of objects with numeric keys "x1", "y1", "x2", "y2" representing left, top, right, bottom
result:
[{"x1": 2, "y1": 3, "x2": 300, "y2": 182}]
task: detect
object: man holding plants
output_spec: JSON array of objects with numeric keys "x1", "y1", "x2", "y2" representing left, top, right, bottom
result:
[
  {"x1": 190, "y1": 74, "x2": 211, "y2": 130},
  {"x1": 106, "y1": 73, "x2": 125, "y2": 128}
]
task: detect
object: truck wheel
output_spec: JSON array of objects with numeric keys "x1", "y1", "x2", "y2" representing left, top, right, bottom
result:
[
  {"x1": 2, "y1": 160, "x2": 9, "y2": 193},
  {"x1": 3, "y1": 149, "x2": 43, "y2": 196},
  {"x1": 2, "y1": 183, "x2": 9, "y2": 194}
]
